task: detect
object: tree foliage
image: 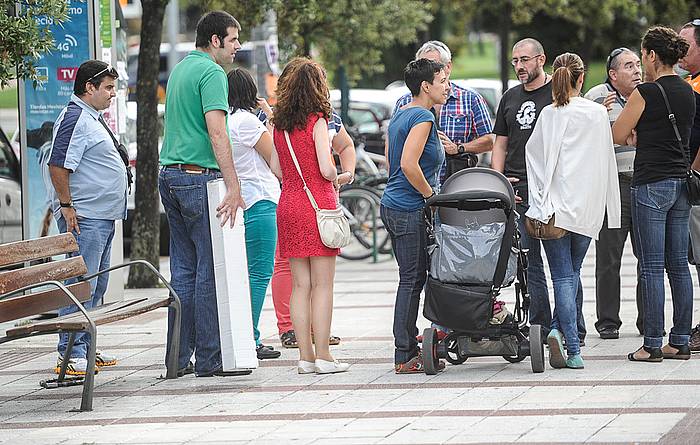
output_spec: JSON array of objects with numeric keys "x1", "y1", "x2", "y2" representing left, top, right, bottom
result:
[
  {"x1": 0, "y1": 0, "x2": 68, "y2": 87},
  {"x1": 199, "y1": 0, "x2": 431, "y2": 81}
]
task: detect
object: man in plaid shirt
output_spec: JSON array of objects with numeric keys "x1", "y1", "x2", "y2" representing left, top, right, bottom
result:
[{"x1": 392, "y1": 40, "x2": 494, "y2": 182}]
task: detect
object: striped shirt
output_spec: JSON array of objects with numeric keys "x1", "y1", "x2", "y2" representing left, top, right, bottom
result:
[{"x1": 393, "y1": 82, "x2": 493, "y2": 178}]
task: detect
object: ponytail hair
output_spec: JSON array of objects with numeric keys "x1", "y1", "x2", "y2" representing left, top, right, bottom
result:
[{"x1": 551, "y1": 52, "x2": 585, "y2": 107}]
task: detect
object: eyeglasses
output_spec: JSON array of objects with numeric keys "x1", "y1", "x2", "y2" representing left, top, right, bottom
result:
[
  {"x1": 510, "y1": 54, "x2": 542, "y2": 66},
  {"x1": 606, "y1": 47, "x2": 630, "y2": 74},
  {"x1": 685, "y1": 19, "x2": 700, "y2": 27},
  {"x1": 87, "y1": 64, "x2": 117, "y2": 83}
]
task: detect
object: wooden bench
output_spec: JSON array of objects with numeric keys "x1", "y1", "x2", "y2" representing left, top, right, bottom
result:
[{"x1": 0, "y1": 233, "x2": 181, "y2": 411}]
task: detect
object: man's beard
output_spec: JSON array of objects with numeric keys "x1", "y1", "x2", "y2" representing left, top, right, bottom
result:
[{"x1": 519, "y1": 67, "x2": 543, "y2": 85}]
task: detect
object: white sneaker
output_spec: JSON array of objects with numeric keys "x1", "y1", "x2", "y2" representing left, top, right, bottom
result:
[
  {"x1": 298, "y1": 360, "x2": 316, "y2": 374},
  {"x1": 54, "y1": 356, "x2": 99, "y2": 376},
  {"x1": 95, "y1": 350, "x2": 117, "y2": 367},
  {"x1": 314, "y1": 359, "x2": 350, "y2": 374}
]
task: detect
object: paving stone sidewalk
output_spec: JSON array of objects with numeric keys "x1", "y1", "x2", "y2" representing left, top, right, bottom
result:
[{"x1": 2, "y1": 241, "x2": 700, "y2": 444}]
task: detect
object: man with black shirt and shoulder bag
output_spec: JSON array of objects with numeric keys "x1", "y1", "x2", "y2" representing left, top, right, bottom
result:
[
  {"x1": 491, "y1": 38, "x2": 586, "y2": 343},
  {"x1": 584, "y1": 48, "x2": 644, "y2": 339}
]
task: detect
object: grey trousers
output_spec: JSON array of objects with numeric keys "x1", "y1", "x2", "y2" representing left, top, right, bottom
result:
[{"x1": 594, "y1": 174, "x2": 644, "y2": 333}]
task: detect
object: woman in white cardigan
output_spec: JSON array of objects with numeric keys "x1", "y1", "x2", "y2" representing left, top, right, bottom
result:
[{"x1": 525, "y1": 53, "x2": 621, "y2": 369}]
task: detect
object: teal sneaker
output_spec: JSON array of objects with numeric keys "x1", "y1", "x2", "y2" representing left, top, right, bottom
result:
[
  {"x1": 547, "y1": 329, "x2": 566, "y2": 369},
  {"x1": 566, "y1": 354, "x2": 584, "y2": 369}
]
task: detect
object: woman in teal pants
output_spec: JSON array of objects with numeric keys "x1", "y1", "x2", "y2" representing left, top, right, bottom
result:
[{"x1": 227, "y1": 68, "x2": 282, "y2": 359}]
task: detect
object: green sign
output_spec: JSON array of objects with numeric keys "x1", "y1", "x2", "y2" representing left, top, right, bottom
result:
[{"x1": 100, "y1": 0, "x2": 112, "y2": 47}]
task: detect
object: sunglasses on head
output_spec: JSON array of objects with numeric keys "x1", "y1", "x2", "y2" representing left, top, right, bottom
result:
[
  {"x1": 606, "y1": 47, "x2": 630, "y2": 74},
  {"x1": 686, "y1": 19, "x2": 700, "y2": 27},
  {"x1": 87, "y1": 64, "x2": 117, "y2": 83}
]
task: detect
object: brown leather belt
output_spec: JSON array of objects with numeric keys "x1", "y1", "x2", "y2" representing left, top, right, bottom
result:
[{"x1": 164, "y1": 164, "x2": 220, "y2": 174}]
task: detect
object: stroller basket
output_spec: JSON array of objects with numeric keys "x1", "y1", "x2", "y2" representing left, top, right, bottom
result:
[{"x1": 424, "y1": 278, "x2": 493, "y2": 331}]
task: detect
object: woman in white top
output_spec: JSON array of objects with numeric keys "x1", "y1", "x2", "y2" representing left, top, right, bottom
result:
[
  {"x1": 525, "y1": 53, "x2": 621, "y2": 369},
  {"x1": 227, "y1": 68, "x2": 282, "y2": 360}
]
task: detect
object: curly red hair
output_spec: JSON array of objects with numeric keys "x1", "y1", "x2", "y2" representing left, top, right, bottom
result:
[{"x1": 271, "y1": 57, "x2": 331, "y2": 131}]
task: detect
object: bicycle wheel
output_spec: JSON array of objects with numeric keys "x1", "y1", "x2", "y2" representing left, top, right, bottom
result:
[
  {"x1": 338, "y1": 186, "x2": 388, "y2": 260},
  {"x1": 342, "y1": 184, "x2": 392, "y2": 254}
]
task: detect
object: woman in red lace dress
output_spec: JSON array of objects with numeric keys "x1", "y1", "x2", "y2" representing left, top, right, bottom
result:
[{"x1": 269, "y1": 58, "x2": 350, "y2": 374}]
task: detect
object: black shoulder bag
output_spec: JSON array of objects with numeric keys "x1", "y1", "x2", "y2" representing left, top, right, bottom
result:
[
  {"x1": 96, "y1": 114, "x2": 134, "y2": 194},
  {"x1": 654, "y1": 82, "x2": 700, "y2": 205}
]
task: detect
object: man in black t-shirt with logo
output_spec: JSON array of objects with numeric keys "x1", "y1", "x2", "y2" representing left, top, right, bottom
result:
[{"x1": 491, "y1": 38, "x2": 586, "y2": 343}]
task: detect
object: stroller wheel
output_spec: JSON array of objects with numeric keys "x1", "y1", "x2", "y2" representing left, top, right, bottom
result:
[
  {"x1": 445, "y1": 334, "x2": 467, "y2": 365},
  {"x1": 422, "y1": 328, "x2": 440, "y2": 375},
  {"x1": 503, "y1": 355, "x2": 526, "y2": 363},
  {"x1": 529, "y1": 324, "x2": 545, "y2": 373}
]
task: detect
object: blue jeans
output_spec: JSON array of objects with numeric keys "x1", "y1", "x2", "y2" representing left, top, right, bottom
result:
[
  {"x1": 244, "y1": 200, "x2": 277, "y2": 345},
  {"x1": 381, "y1": 205, "x2": 427, "y2": 364},
  {"x1": 159, "y1": 167, "x2": 223, "y2": 374},
  {"x1": 517, "y1": 203, "x2": 586, "y2": 340},
  {"x1": 56, "y1": 217, "x2": 115, "y2": 358},
  {"x1": 631, "y1": 178, "x2": 693, "y2": 348},
  {"x1": 542, "y1": 232, "x2": 591, "y2": 356}
]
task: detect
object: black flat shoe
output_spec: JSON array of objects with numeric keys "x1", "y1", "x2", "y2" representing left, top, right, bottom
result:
[
  {"x1": 197, "y1": 367, "x2": 253, "y2": 377},
  {"x1": 662, "y1": 343, "x2": 691, "y2": 360},
  {"x1": 599, "y1": 327, "x2": 619, "y2": 340},
  {"x1": 257, "y1": 344, "x2": 282, "y2": 360},
  {"x1": 177, "y1": 361, "x2": 194, "y2": 377},
  {"x1": 628, "y1": 346, "x2": 663, "y2": 362}
]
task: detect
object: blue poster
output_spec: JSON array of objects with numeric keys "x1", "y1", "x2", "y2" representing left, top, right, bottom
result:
[{"x1": 22, "y1": 0, "x2": 91, "y2": 239}]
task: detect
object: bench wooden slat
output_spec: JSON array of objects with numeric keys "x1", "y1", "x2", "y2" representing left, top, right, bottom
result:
[
  {"x1": 0, "y1": 257, "x2": 87, "y2": 295},
  {"x1": 5, "y1": 297, "x2": 172, "y2": 337},
  {"x1": 0, "y1": 282, "x2": 92, "y2": 324},
  {"x1": 0, "y1": 233, "x2": 78, "y2": 268}
]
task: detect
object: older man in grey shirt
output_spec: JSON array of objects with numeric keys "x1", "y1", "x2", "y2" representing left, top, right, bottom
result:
[{"x1": 584, "y1": 47, "x2": 643, "y2": 339}]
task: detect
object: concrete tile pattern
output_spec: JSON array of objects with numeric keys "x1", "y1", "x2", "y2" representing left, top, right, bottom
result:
[{"x1": 2, "y1": 242, "x2": 700, "y2": 444}]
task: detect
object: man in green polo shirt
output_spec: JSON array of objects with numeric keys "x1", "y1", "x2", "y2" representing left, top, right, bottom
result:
[{"x1": 159, "y1": 10, "x2": 249, "y2": 378}]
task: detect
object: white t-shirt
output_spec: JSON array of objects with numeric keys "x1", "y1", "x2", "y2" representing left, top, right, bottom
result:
[{"x1": 228, "y1": 109, "x2": 281, "y2": 209}]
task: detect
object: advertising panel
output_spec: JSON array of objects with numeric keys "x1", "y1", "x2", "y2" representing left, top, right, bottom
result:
[{"x1": 20, "y1": 0, "x2": 92, "y2": 239}]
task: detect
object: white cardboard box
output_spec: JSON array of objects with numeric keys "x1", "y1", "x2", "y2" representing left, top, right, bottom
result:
[{"x1": 207, "y1": 179, "x2": 258, "y2": 370}]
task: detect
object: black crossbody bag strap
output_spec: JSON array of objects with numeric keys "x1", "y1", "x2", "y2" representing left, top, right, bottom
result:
[
  {"x1": 653, "y1": 82, "x2": 689, "y2": 165},
  {"x1": 95, "y1": 112, "x2": 133, "y2": 193}
]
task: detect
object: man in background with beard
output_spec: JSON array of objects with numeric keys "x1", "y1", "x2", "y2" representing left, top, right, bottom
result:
[{"x1": 491, "y1": 38, "x2": 586, "y2": 344}]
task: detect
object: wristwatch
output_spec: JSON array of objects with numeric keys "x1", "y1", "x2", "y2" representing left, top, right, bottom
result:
[
  {"x1": 60, "y1": 200, "x2": 73, "y2": 208},
  {"x1": 457, "y1": 144, "x2": 465, "y2": 154}
]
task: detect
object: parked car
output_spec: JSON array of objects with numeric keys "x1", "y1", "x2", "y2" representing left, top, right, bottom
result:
[
  {"x1": 329, "y1": 89, "x2": 403, "y2": 156},
  {"x1": 0, "y1": 126, "x2": 22, "y2": 244},
  {"x1": 122, "y1": 101, "x2": 170, "y2": 256}
]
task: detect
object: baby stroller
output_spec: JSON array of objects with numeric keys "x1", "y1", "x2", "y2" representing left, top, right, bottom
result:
[{"x1": 421, "y1": 167, "x2": 545, "y2": 374}]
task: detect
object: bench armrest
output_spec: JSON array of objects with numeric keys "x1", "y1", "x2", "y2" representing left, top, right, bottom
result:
[
  {"x1": 80, "y1": 260, "x2": 182, "y2": 308},
  {"x1": 0, "y1": 280, "x2": 96, "y2": 332}
]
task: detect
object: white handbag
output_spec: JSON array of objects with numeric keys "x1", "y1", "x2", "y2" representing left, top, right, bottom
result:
[{"x1": 284, "y1": 130, "x2": 352, "y2": 249}]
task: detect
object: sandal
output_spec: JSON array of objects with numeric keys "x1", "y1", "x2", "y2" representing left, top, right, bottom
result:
[
  {"x1": 280, "y1": 330, "x2": 298, "y2": 349},
  {"x1": 662, "y1": 343, "x2": 691, "y2": 360},
  {"x1": 311, "y1": 334, "x2": 341, "y2": 345},
  {"x1": 627, "y1": 345, "x2": 663, "y2": 362}
]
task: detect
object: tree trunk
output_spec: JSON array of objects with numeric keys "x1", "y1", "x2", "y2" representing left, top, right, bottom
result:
[
  {"x1": 499, "y1": 0, "x2": 512, "y2": 95},
  {"x1": 127, "y1": 0, "x2": 168, "y2": 288}
]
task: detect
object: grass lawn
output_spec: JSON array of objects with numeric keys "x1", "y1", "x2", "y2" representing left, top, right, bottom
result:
[
  {"x1": 452, "y1": 40, "x2": 607, "y2": 91},
  {"x1": 0, "y1": 87, "x2": 18, "y2": 109}
]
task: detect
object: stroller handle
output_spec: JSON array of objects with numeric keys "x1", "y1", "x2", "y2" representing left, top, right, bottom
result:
[{"x1": 425, "y1": 190, "x2": 513, "y2": 212}]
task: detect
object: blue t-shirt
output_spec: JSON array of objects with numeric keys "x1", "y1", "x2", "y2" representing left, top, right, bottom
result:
[{"x1": 381, "y1": 106, "x2": 445, "y2": 211}]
